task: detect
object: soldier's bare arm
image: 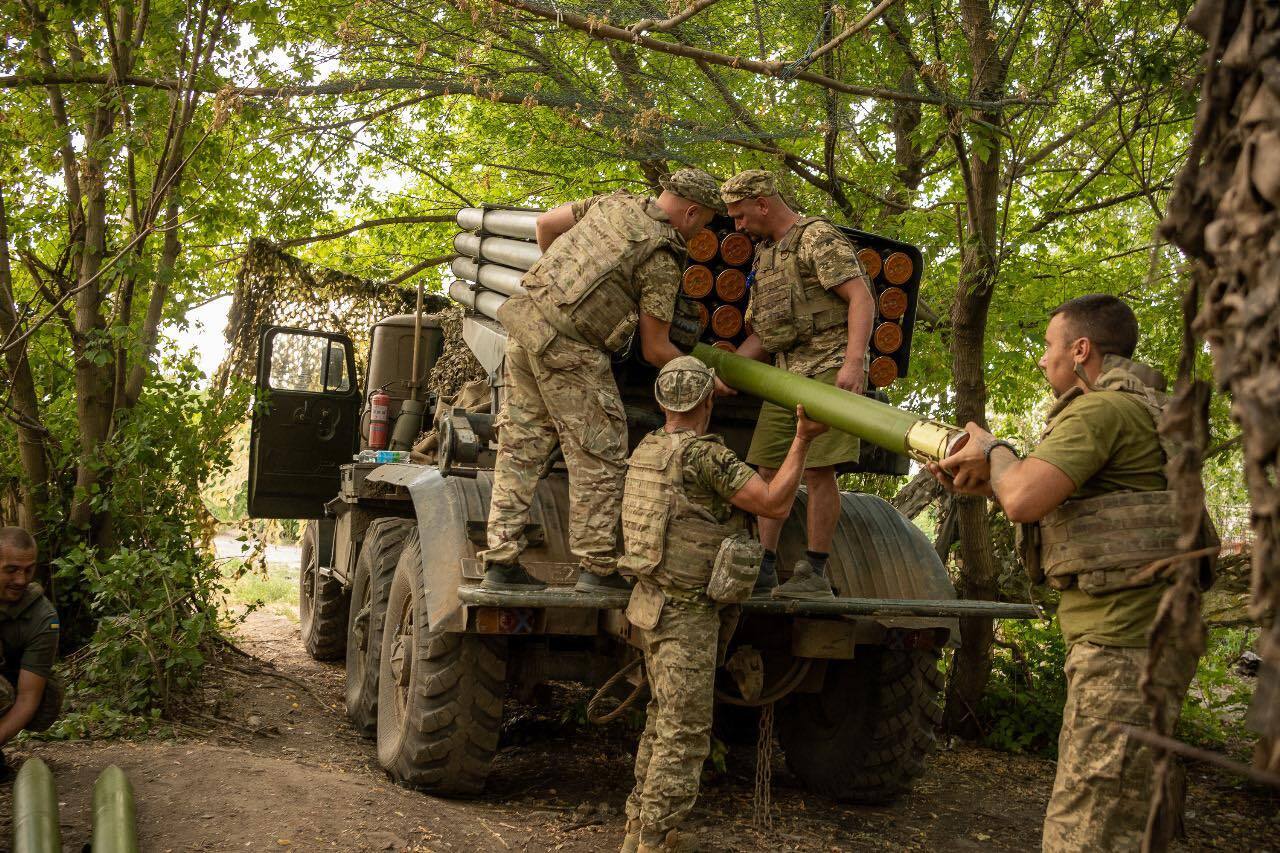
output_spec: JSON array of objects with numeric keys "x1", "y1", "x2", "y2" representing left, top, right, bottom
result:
[
  {"x1": 0, "y1": 670, "x2": 47, "y2": 746},
  {"x1": 534, "y1": 203, "x2": 578, "y2": 251},
  {"x1": 730, "y1": 406, "x2": 828, "y2": 518},
  {"x1": 833, "y1": 276, "x2": 875, "y2": 394},
  {"x1": 637, "y1": 313, "x2": 684, "y2": 367},
  {"x1": 735, "y1": 333, "x2": 768, "y2": 363}
]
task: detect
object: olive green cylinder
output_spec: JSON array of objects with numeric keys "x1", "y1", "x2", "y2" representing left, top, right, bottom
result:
[
  {"x1": 692, "y1": 343, "x2": 962, "y2": 461},
  {"x1": 13, "y1": 757, "x2": 60, "y2": 853},
  {"x1": 92, "y1": 764, "x2": 139, "y2": 853}
]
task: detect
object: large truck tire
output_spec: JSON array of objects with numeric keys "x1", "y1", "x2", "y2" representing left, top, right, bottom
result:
[
  {"x1": 376, "y1": 529, "x2": 507, "y2": 795},
  {"x1": 299, "y1": 520, "x2": 349, "y2": 661},
  {"x1": 778, "y1": 647, "x2": 942, "y2": 804},
  {"x1": 345, "y1": 517, "x2": 415, "y2": 735}
]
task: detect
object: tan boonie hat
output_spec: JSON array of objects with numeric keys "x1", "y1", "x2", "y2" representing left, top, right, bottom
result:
[
  {"x1": 720, "y1": 169, "x2": 778, "y2": 204},
  {"x1": 655, "y1": 356, "x2": 716, "y2": 412},
  {"x1": 659, "y1": 168, "x2": 727, "y2": 214}
]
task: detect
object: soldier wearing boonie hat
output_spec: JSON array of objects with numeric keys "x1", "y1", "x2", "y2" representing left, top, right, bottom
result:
[
  {"x1": 719, "y1": 169, "x2": 877, "y2": 601},
  {"x1": 481, "y1": 165, "x2": 724, "y2": 596},
  {"x1": 618, "y1": 357, "x2": 826, "y2": 853}
]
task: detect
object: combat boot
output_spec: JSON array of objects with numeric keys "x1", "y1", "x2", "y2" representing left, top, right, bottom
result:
[
  {"x1": 574, "y1": 570, "x2": 633, "y2": 593},
  {"x1": 637, "y1": 828, "x2": 700, "y2": 852},
  {"x1": 480, "y1": 562, "x2": 546, "y2": 591},
  {"x1": 771, "y1": 559, "x2": 834, "y2": 600},
  {"x1": 750, "y1": 560, "x2": 778, "y2": 598},
  {"x1": 619, "y1": 819, "x2": 640, "y2": 853}
]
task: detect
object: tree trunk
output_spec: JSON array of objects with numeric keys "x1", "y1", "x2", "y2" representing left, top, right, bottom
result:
[
  {"x1": 942, "y1": 0, "x2": 1008, "y2": 739},
  {"x1": 0, "y1": 185, "x2": 51, "y2": 534}
]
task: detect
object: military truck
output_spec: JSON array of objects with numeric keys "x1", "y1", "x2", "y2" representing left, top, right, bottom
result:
[{"x1": 246, "y1": 206, "x2": 1036, "y2": 803}]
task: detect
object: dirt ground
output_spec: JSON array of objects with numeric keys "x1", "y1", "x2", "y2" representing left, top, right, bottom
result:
[{"x1": 3, "y1": 610, "x2": 1276, "y2": 852}]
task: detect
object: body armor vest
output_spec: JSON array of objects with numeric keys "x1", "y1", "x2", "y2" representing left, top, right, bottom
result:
[
  {"x1": 1021, "y1": 356, "x2": 1216, "y2": 594},
  {"x1": 619, "y1": 430, "x2": 745, "y2": 592},
  {"x1": 750, "y1": 217, "x2": 849, "y2": 354},
  {"x1": 522, "y1": 192, "x2": 683, "y2": 352}
]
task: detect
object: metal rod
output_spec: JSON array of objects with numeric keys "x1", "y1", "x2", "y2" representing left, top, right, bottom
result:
[
  {"x1": 409, "y1": 276, "x2": 424, "y2": 401},
  {"x1": 456, "y1": 586, "x2": 1040, "y2": 618}
]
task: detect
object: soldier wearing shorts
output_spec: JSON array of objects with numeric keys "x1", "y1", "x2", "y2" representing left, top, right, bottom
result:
[
  {"x1": 720, "y1": 170, "x2": 876, "y2": 599},
  {"x1": 619, "y1": 357, "x2": 825, "y2": 853},
  {"x1": 0, "y1": 528, "x2": 63, "y2": 780},
  {"x1": 480, "y1": 170, "x2": 725, "y2": 594},
  {"x1": 927, "y1": 295, "x2": 1212, "y2": 851}
]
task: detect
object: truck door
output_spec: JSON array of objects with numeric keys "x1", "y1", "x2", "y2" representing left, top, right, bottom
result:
[{"x1": 248, "y1": 327, "x2": 361, "y2": 518}]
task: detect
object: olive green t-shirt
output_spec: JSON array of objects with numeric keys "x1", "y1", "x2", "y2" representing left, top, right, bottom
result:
[
  {"x1": 0, "y1": 585, "x2": 60, "y2": 683},
  {"x1": 1028, "y1": 390, "x2": 1168, "y2": 647}
]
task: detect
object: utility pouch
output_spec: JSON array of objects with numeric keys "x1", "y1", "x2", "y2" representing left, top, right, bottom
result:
[
  {"x1": 706, "y1": 533, "x2": 763, "y2": 604},
  {"x1": 1016, "y1": 522, "x2": 1044, "y2": 586},
  {"x1": 625, "y1": 581, "x2": 666, "y2": 631}
]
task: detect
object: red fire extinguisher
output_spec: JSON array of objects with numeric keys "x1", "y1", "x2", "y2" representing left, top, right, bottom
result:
[{"x1": 368, "y1": 389, "x2": 391, "y2": 450}]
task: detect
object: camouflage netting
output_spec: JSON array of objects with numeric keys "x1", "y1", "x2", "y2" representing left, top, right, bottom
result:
[
  {"x1": 1159, "y1": 0, "x2": 1280, "y2": 794},
  {"x1": 216, "y1": 239, "x2": 450, "y2": 392}
]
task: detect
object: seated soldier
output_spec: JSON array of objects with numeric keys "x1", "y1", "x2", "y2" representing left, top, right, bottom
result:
[
  {"x1": 620, "y1": 357, "x2": 826, "y2": 853},
  {"x1": 0, "y1": 527, "x2": 62, "y2": 780}
]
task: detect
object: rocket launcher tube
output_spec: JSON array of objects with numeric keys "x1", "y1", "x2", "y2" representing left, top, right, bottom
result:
[
  {"x1": 692, "y1": 343, "x2": 966, "y2": 463},
  {"x1": 13, "y1": 758, "x2": 60, "y2": 853},
  {"x1": 92, "y1": 765, "x2": 139, "y2": 853}
]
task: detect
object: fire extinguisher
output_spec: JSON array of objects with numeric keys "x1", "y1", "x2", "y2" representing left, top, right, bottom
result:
[{"x1": 368, "y1": 389, "x2": 391, "y2": 450}]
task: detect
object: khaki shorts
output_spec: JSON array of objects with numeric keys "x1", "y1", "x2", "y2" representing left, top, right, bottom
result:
[{"x1": 746, "y1": 366, "x2": 860, "y2": 469}]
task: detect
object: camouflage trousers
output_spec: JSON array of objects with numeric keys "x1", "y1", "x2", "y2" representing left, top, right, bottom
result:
[
  {"x1": 480, "y1": 334, "x2": 627, "y2": 576},
  {"x1": 0, "y1": 674, "x2": 65, "y2": 734},
  {"x1": 625, "y1": 600, "x2": 720, "y2": 843},
  {"x1": 1042, "y1": 640, "x2": 1198, "y2": 853}
]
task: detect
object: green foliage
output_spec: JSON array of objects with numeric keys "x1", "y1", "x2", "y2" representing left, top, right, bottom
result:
[
  {"x1": 44, "y1": 351, "x2": 250, "y2": 728},
  {"x1": 974, "y1": 617, "x2": 1069, "y2": 756},
  {"x1": 1177, "y1": 627, "x2": 1257, "y2": 754}
]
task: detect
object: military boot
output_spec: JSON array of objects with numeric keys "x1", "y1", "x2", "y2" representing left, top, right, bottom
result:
[
  {"x1": 480, "y1": 562, "x2": 546, "y2": 592},
  {"x1": 637, "y1": 829, "x2": 700, "y2": 852},
  {"x1": 620, "y1": 819, "x2": 640, "y2": 853},
  {"x1": 771, "y1": 559, "x2": 834, "y2": 600},
  {"x1": 574, "y1": 570, "x2": 633, "y2": 593},
  {"x1": 750, "y1": 560, "x2": 778, "y2": 598}
]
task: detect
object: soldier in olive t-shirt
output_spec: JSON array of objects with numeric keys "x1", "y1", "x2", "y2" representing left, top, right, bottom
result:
[
  {"x1": 927, "y1": 295, "x2": 1206, "y2": 852},
  {"x1": 1027, "y1": 389, "x2": 1167, "y2": 648}
]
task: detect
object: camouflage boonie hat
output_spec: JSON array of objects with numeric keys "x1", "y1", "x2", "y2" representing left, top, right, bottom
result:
[
  {"x1": 655, "y1": 356, "x2": 716, "y2": 412},
  {"x1": 659, "y1": 169, "x2": 727, "y2": 214},
  {"x1": 720, "y1": 169, "x2": 778, "y2": 204}
]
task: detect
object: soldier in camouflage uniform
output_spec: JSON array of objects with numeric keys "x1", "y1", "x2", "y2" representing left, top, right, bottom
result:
[
  {"x1": 480, "y1": 170, "x2": 726, "y2": 593},
  {"x1": 927, "y1": 295, "x2": 1212, "y2": 852},
  {"x1": 0, "y1": 528, "x2": 63, "y2": 781},
  {"x1": 720, "y1": 170, "x2": 877, "y2": 600},
  {"x1": 619, "y1": 357, "x2": 826, "y2": 853}
]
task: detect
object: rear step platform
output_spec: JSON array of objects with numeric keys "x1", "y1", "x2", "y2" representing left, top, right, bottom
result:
[{"x1": 457, "y1": 586, "x2": 1040, "y2": 619}]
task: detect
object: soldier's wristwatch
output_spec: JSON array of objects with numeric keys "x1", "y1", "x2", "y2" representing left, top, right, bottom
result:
[{"x1": 981, "y1": 437, "x2": 1020, "y2": 462}]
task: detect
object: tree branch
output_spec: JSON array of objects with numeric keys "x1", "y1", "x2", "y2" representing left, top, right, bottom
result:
[
  {"x1": 479, "y1": 0, "x2": 1048, "y2": 110},
  {"x1": 630, "y1": 0, "x2": 722, "y2": 34},
  {"x1": 388, "y1": 254, "x2": 454, "y2": 285},
  {"x1": 1026, "y1": 184, "x2": 1172, "y2": 233},
  {"x1": 276, "y1": 215, "x2": 455, "y2": 248}
]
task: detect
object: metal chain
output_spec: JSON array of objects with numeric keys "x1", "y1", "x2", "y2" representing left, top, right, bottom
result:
[{"x1": 752, "y1": 702, "x2": 775, "y2": 831}]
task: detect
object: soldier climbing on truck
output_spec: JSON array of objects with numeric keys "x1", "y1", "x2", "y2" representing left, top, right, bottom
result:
[{"x1": 245, "y1": 188, "x2": 1038, "y2": 808}]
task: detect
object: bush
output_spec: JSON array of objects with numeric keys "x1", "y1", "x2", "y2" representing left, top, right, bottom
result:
[
  {"x1": 973, "y1": 616, "x2": 1068, "y2": 755},
  {"x1": 40, "y1": 353, "x2": 249, "y2": 736}
]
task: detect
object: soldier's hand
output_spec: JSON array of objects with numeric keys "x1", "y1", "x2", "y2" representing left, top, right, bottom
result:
[
  {"x1": 714, "y1": 377, "x2": 737, "y2": 397},
  {"x1": 795, "y1": 405, "x2": 829, "y2": 441},
  {"x1": 835, "y1": 361, "x2": 865, "y2": 395},
  {"x1": 929, "y1": 422, "x2": 994, "y2": 495}
]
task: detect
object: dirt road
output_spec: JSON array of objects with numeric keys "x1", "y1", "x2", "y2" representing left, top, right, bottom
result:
[{"x1": 3, "y1": 611, "x2": 1275, "y2": 851}]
